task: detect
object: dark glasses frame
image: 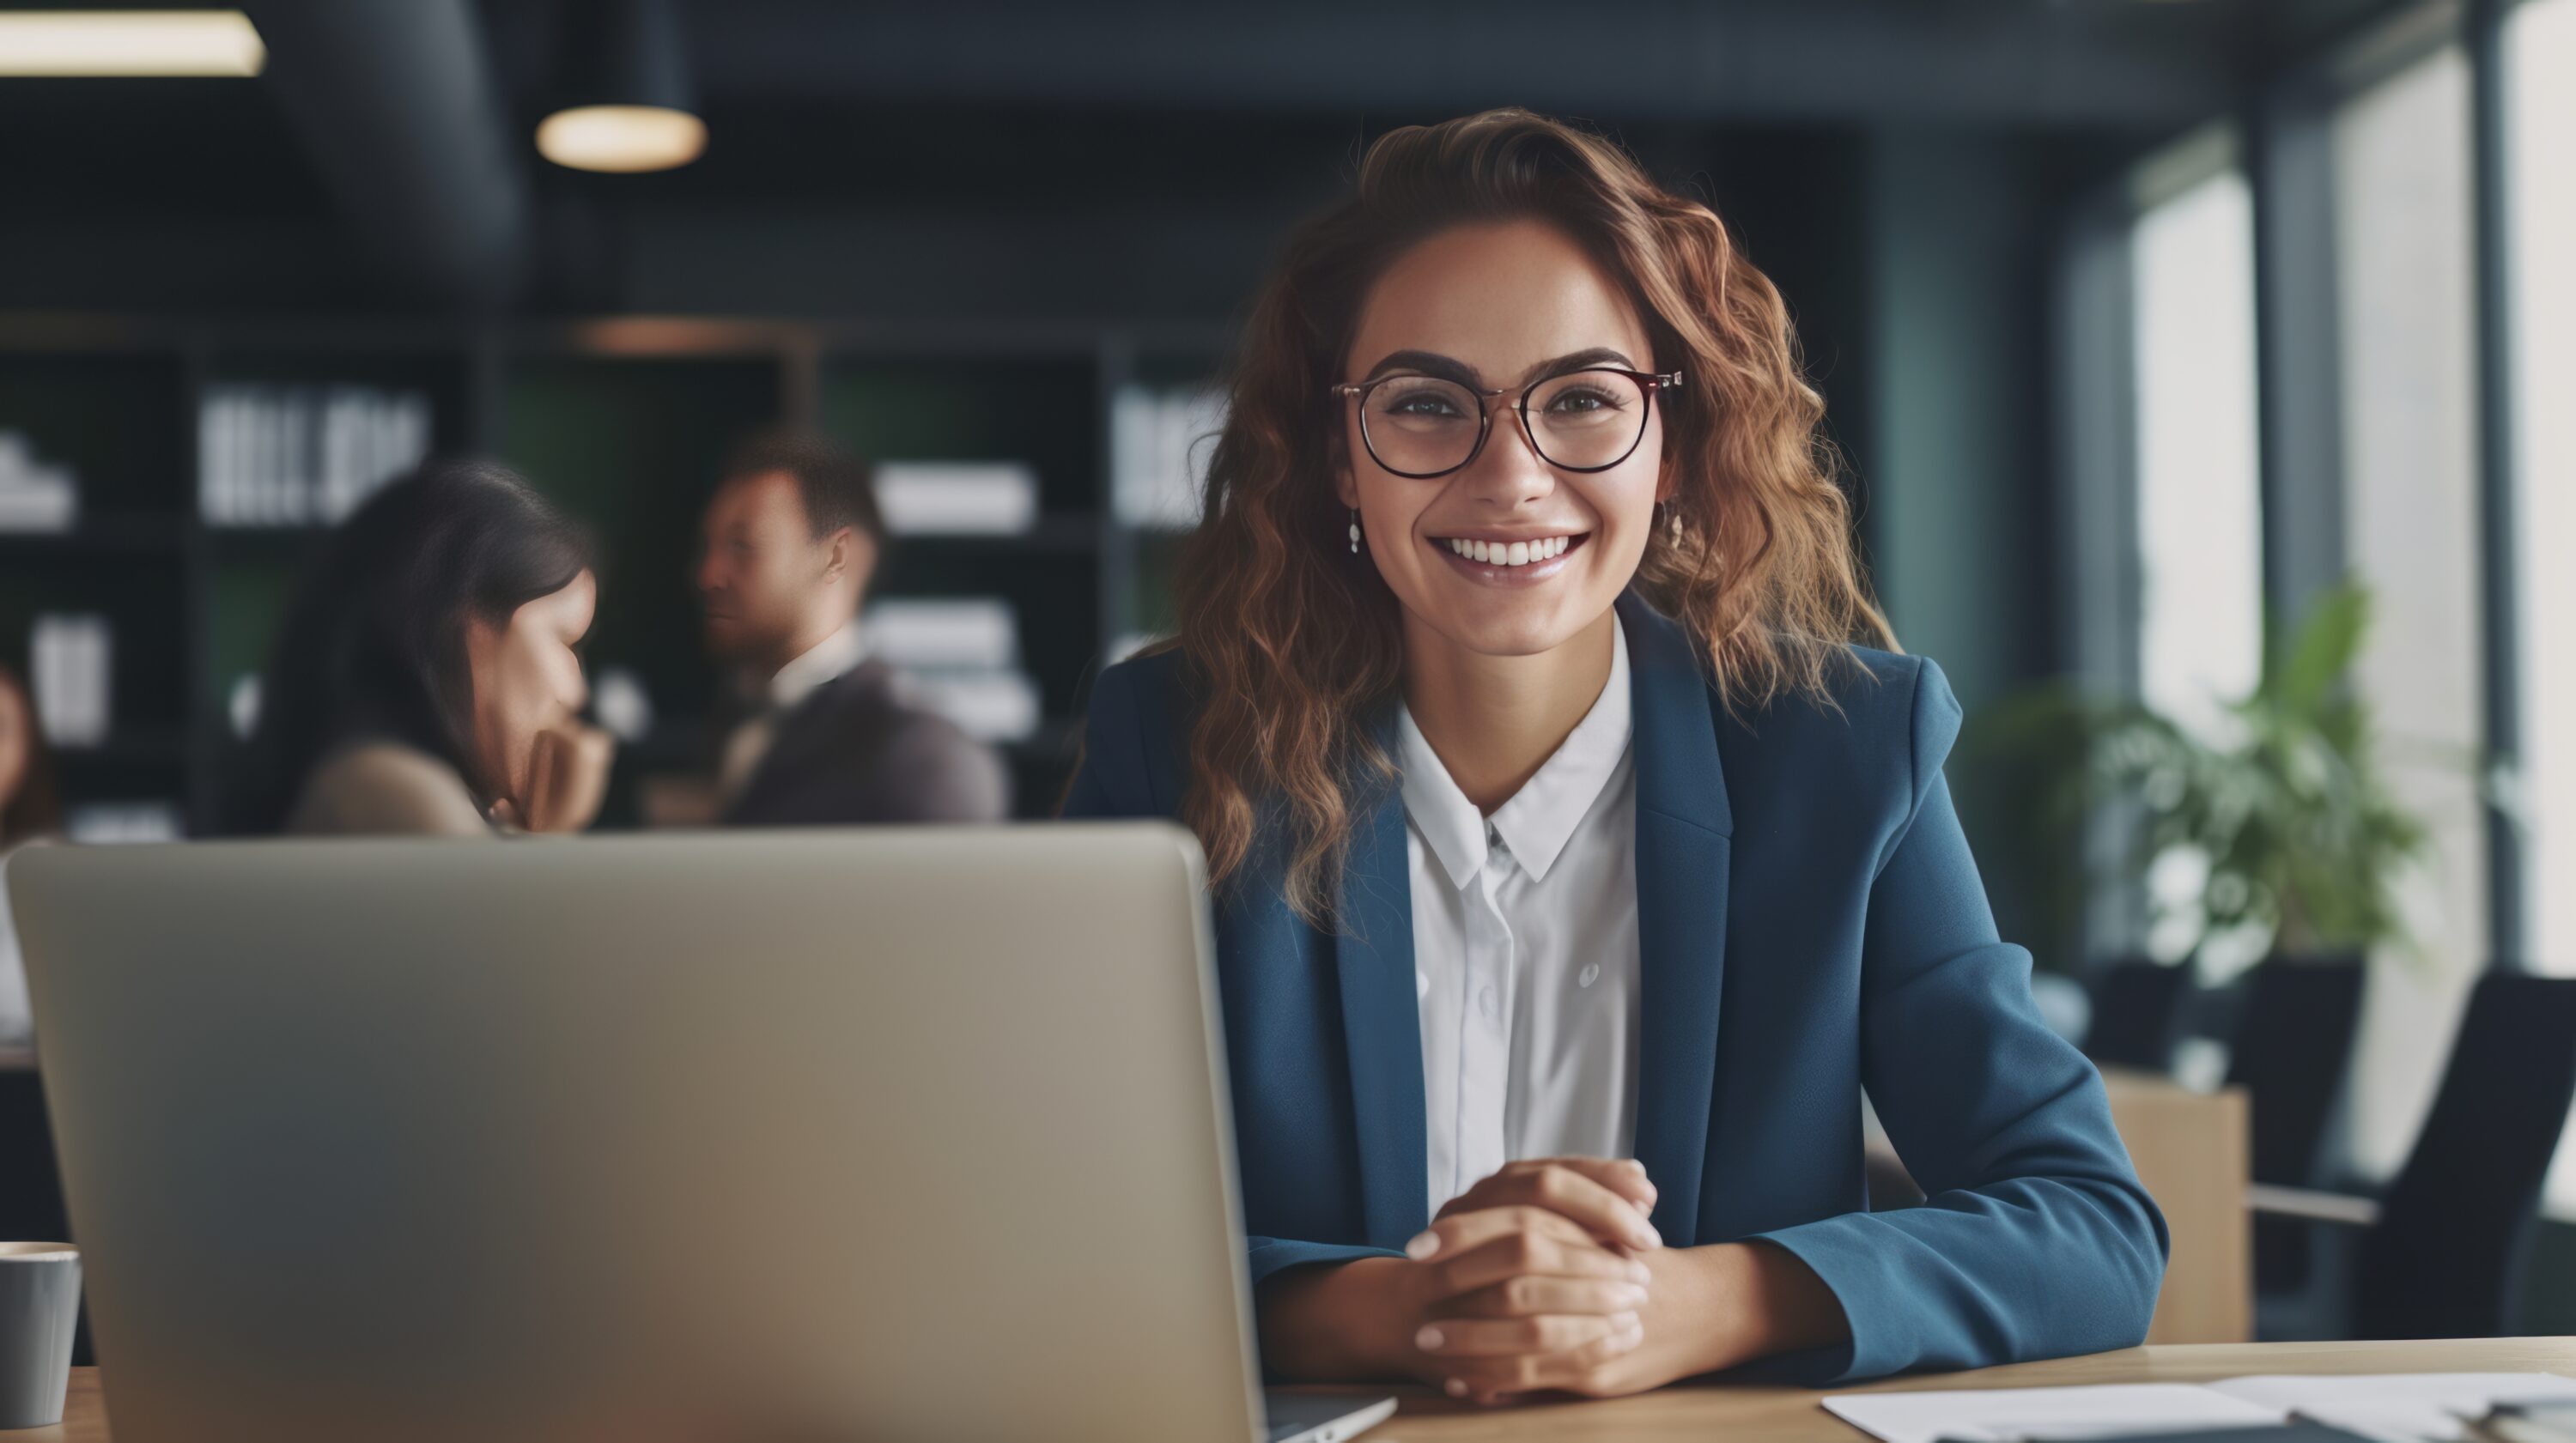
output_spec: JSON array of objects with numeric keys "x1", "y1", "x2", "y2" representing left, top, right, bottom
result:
[{"x1": 1330, "y1": 367, "x2": 1684, "y2": 479}]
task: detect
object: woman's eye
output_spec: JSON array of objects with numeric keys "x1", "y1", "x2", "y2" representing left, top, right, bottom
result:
[
  {"x1": 1386, "y1": 391, "x2": 1461, "y2": 417},
  {"x1": 1547, "y1": 387, "x2": 1621, "y2": 414}
]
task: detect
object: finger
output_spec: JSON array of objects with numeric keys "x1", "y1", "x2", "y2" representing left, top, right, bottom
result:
[
  {"x1": 1434, "y1": 1316, "x2": 1647, "y2": 1404},
  {"x1": 1546, "y1": 1156, "x2": 1658, "y2": 1215},
  {"x1": 1431, "y1": 1275, "x2": 1650, "y2": 1321},
  {"x1": 1484, "y1": 1315, "x2": 1649, "y2": 1402},
  {"x1": 1493, "y1": 1156, "x2": 1656, "y2": 1212},
  {"x1": 1414, "y1": 1311, "x2": 1636, "y2": 1359},
  {"x1": 559, "y1": 727, "x2": 615, "y2": 829},
  {"x1": 1442, "y1": 1157, "x2": 1659, "y2": 1226},
  {"x1": 1406, "y1": 1204, "x2": 1599, "y2": 1263},
  {"x1": 522, "y1": 729, "x2": 562, "y2": 828},
  {"x1": 1423, "y1": 1227, "x2": 1654, "y2": 1301},
  {"x1": 1480, "y1": 1165, "x2": 1662, "y2": 1252}
]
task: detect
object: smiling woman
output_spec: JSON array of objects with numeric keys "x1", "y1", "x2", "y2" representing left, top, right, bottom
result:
[
  {"x1": 1063, "y1": 108, "x2": 2164, "y2": 1405},
  {"x1": 1150, "y1": 119, "x2": 1893, "y2": 917}
]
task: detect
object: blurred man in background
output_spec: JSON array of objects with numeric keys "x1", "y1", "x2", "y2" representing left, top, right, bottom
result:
[{"x1": 692, "y1": 432, "x2": 1007, "y2": 826}]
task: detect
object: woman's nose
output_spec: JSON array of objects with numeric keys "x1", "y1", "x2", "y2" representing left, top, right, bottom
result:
[{"x1": 1461, "y1": 402, "x2": 1557, "y2": 505}]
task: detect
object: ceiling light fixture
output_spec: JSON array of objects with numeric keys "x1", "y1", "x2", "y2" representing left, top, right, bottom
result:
[
  {"x1": 535, "y1": 0, "x2": 703, "y2": 174},
  {"x1": 0, "y1": 9, "x2": 264, "y2": 77}
]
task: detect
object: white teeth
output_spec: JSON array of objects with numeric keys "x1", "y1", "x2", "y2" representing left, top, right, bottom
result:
[{"x1": 1443, "y1": 535, "x2": 1583, "y2": 566}]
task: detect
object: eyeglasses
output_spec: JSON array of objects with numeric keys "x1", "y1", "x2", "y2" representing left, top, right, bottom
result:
[{"x1": 1331, "y1": 367, "x2": 1682, "y2": 480}]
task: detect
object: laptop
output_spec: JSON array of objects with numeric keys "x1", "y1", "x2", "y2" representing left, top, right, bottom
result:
[{"x1": 9, "y1": 825, "x2": 1394, "y2": 1443}]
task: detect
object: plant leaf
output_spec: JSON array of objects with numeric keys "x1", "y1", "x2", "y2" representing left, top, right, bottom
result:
[{"x1": 2268, "y1": 582, "x2": 2372, "y2": 720}]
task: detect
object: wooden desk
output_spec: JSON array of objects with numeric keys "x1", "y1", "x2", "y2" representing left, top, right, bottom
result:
[
  {"x1": 46, "y1": 1338, "x2": 2576, "y2": 1441},
  {"x1": 26, "y1": 1367, "x2": 103, "y2": 1442}
]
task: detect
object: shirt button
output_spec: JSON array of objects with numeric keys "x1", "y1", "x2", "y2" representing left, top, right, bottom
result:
[
  {"x1": 1580, "y1": 962, "x2": 1601, "y2": 988},
  {"x1": 1478, "y1": 985, "x2": 1498, "y2": 1019}
]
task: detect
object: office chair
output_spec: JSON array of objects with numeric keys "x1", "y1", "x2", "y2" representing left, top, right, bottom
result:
[
  {"x1": 2081, "y1": 956, "x2": 2194, "y2": 1073},
  {"x1": 2227, "y1": 955, "x2": 2368, "y2": 1294},
  {"x1": 2350, "y1": 973, "x2": 2576, "y2": 1339}
]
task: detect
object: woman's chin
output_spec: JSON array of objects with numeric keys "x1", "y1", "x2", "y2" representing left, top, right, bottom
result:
[{"x1": 1411, "y1": 602, "x2": 1604, "y2": 662}]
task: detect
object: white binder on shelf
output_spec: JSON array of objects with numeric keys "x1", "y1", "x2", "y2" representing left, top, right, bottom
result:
[{"x1": 872, "y1": 461, "x2": 1040, "y2": 536}]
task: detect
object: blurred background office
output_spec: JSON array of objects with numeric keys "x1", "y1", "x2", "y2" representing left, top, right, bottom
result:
[{"x1": 0, "y1": 0, "x2": 2571, "y2": 1346}]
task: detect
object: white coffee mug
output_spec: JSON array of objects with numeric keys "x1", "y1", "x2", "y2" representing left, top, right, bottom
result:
[{"x1": 0, "y1": 1243, "x2": 80, "y2": 1430}]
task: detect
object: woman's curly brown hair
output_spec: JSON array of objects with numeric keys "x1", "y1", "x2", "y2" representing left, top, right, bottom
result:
[{"x1": 1127, "y1": 107, "x2": 1892, "y2": 925}]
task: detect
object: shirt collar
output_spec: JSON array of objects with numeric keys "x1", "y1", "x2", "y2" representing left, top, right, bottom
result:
[
  {"x1": 765, "y1": 621, "x2": 867, "y2": 711},
  {"x1": 1396, "y1": 611, "x2": 1633, "y2": 889}
]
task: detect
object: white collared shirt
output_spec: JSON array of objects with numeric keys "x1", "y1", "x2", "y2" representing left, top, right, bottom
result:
[
  {"x1": 1398, "y1": 614, "x2": 1641, "y2": 1216},
  {"x1": 718, "y1": 621, "x2": 869, "y2": 802}
]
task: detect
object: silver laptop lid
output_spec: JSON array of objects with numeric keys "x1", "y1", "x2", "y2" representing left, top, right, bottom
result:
[{"x1": 9, "y1": 824, "x2": 1261, "y2": 1443}]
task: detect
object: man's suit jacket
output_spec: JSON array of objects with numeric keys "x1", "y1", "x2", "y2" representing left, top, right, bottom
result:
[
  {"x1": 1061, "y1": 591, "x2": 2166, "y2": 1383},
  {"x1": 722, "y1": 658, "x2": 1010, "y2": 826}
]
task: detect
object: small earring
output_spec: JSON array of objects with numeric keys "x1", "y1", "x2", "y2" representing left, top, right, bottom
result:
[
  {"x1": 1666, "y1": 502, "x2": 1683, "y2": 543},
  {"x1": 1348, "y1": 506, "x2": 1361, "y2": 555}
]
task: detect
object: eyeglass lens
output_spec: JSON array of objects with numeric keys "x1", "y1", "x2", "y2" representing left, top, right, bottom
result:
[{"x1": 1358, "y1": 369, "x2": 1651, "y2": 476}]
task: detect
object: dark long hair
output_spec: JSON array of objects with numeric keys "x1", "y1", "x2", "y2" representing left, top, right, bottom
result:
[{"x1": 224, "y1": 459, "x2": 592, "y2": 834}]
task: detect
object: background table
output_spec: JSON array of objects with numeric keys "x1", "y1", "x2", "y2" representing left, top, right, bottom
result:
[
  {"x1": 2102, "y1": 1069, "x2": 2252, "y2": 1343},
  {"x1": 40, "y1": 1337, "x2": 2576, "y2": 1441}
]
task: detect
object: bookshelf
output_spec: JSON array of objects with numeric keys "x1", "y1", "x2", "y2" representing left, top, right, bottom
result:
[{"x1": 0, "y1": 314, "x2": 1233, "y2": 828}]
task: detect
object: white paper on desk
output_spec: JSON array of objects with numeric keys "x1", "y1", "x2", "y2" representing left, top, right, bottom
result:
[
  {"x1": 2208, "y1": 1373, "x2": 2576, "y2": 1442},
  {"x1": 1825, "y1": 1385, "x2": 2284, "y2": 1443}
]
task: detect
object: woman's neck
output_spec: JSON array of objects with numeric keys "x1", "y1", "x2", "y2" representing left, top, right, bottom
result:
[{"x1": 1400, "y1": 608, "x2": 1617, "y2": 815}]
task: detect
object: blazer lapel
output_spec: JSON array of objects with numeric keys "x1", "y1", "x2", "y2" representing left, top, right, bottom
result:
[
  {"x1": 1617, "y1": 593, "x2": 1735, "y2": 1245},
  {"x1": 1334, "y1": 708, "x2": 1431, "y2": 1249}
]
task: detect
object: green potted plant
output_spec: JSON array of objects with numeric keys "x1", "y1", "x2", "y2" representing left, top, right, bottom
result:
[{"x1": 1969, "y1": 583, "x2": 2434, "y2": 970}]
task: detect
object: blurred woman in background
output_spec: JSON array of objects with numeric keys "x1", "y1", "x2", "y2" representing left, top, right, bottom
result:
[
  {"x1": 226, "y1": 458, "x2": 612, "y2": 837},
  {"x1": 0, "y1": 664, "x2": 63, "y2": 1040}
]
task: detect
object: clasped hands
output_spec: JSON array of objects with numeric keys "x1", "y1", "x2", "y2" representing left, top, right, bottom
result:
[
  {"x1": 1400, "y1": 1157, "x2": 1702, "y2": 1405},
  {"x1": 1261, "y1": 1155, "x2": 1838, "y2": 1407}
]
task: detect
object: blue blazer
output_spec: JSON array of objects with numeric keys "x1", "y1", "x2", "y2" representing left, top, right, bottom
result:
[{"x1": 1063, "y1": 592, "x2": 2166, "y2": 1383}]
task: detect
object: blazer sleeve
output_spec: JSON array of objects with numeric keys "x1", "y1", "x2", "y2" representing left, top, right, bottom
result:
[
  {"x1": 1060, "y1": 663, "x2": 1409, "y2": 1304},
  {"x1": 1748, "y1": 658, "x2": 2169, "y2": 1383}
]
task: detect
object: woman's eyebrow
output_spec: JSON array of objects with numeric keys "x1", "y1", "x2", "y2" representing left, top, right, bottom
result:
[
  {"x1": 1363, "y1": 349, "x2": 1478, "y2": 385},
  {"x1": 1361, "y1": 346, "x2": 1640, "y2": 385}
]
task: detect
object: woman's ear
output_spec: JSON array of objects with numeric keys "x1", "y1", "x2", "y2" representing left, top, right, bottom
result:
[
  {"x1": 462, "y1": 611, "x2": 501, "y2": 676},
  {"x1": 1327, "y1": 417, "x2": 1360, "y2": 509}
]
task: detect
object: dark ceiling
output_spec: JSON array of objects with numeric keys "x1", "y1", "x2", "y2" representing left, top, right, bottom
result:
[{"x1": 0, "y1": 0, "x2": 2423, "y2": 312}]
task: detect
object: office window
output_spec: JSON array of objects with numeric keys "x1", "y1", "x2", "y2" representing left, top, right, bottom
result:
[
  {"x1": 2331, "y1": 45, "x2": 2487, "y2": 1182},
  {"x1": 2513, "y1": 0, "x2": 2576, "y2": 979},
  {"x1": 2132, "y1": 171, "x2": 2266, "y2": 748},
  {"x1": 2507, "y1": 0, "x2": 2576, "y2": 1212}
]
